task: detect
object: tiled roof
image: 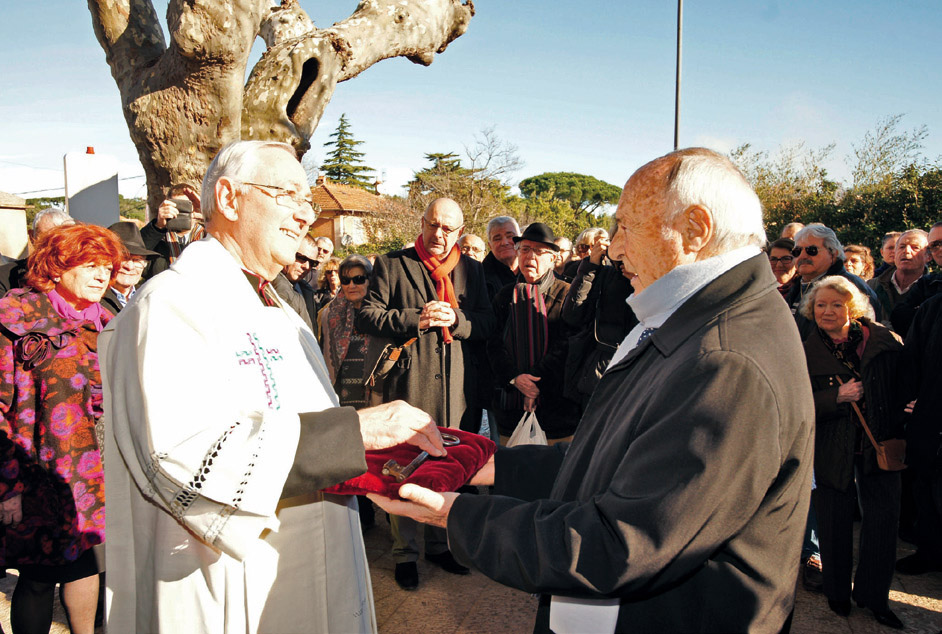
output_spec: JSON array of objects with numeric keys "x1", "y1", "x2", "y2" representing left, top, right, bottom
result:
[
  {"x1": 0, "y1": 192, "x2": 26, "y2": 208},
  {"x1": 311, "y1": 177, "x2": 386, "y2": 214}
]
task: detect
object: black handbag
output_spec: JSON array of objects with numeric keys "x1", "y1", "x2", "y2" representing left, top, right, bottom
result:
[{"x1": 364, "y1": 337, "x2": 416, "y2": 387}]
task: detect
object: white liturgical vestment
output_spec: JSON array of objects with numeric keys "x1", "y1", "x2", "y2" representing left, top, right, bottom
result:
[{"x1": 100, "y1": 238, "x2": 374, "y2": 633}]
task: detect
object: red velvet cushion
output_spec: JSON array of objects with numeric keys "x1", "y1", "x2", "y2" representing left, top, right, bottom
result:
[{"x1": 323, "y1": 428, "x2": 495, "y2": 500}]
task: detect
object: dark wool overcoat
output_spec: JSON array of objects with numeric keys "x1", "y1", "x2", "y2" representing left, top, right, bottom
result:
[
  {"x1": 898, "y1": 292, "x2": 942, "y2": 471},
  {"x1": 356, "y1": 247, "x2": 495, "y2": 431},
  {"x1": 488, "y1": 274, "x2": 581, "y2": 439},
  {"x1": 803, "y1": 318, "x2": 904, "y2": 490},
  {"x1": 447, "y1": 254, "x2": 815, "y2": 633}
]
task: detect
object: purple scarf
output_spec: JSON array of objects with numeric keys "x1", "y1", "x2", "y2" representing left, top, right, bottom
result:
[{"x1": 47, "y1": 288, "x2": 107, "y2": 332}]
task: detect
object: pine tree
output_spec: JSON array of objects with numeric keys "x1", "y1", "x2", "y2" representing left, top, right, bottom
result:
[{"x1": 320, "y1": 113, "x2": 375, "y2": 189}]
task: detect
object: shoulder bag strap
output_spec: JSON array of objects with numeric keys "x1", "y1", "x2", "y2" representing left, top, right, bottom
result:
[{"x1": 835, "y1": 375, "x2": 880, "y2": 450}]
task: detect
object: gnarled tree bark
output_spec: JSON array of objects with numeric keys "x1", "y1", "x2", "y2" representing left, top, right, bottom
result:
[{"x1": 87, "y1": 0, "x2": 474, "y2": 215}]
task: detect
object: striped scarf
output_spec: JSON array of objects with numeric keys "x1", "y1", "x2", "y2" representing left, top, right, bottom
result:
[
  {"x1": 165, "y1": 224, "x2": 206, "y2": 262},
  {"x1": 499, "y1": 269, "x2": 554, "y2": 410}
]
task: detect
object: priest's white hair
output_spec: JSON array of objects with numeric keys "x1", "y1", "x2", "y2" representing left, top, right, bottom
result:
[{"x1": 201, "y1": 140, "x2": 297, "y2": 223}]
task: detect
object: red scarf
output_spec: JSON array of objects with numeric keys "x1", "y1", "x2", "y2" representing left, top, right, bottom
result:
[{"x1": 414, "y1": 235, "x2": 461, "y2": 343}]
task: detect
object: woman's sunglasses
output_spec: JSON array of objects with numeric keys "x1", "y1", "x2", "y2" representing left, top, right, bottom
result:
[
  {"x1": 791, "y1": 245, "x2": 820, "y2": 257},
  {"x1": 340, "y1": 275, "x2": 368, "y2": 285}
]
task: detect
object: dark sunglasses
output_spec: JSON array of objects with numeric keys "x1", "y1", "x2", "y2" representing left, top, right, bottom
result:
[
  {"x1": 768, "y1": 255, "x2": 794, "y2": 265},
  {"x1": 340, "y1": 275, "x2": 368, "y2": 285},
  {"x1": 791, "y1": 245, "x2": 820, "y2": 257},
  {"x1": 295, "y1": 252, "x2": 318, "y2": 266},
  {"x1": 928, "y1": 240, "x2": 942, "y2": 252}
]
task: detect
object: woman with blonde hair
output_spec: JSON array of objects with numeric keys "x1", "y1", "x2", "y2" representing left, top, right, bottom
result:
[
  {"x1": 844, "y1": 244, "x2": 875, "y2": 280},
  {"x1": 313, "y1": 256, "x2": 342, "y2": 316},
  {"x1": 800, "y1": 275, "x2": 905, "y2": 629}
]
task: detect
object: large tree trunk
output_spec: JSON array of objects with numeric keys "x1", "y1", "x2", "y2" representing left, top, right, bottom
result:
[{"x1": 87, "y1": 0, "x2": 474, "y2": 217}]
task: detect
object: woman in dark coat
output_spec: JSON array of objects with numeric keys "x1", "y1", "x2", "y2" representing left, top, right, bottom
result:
[
  {"x1": 318, "y1": 254, "x2": 377, "y2": 528},
  {"x1": 0, "y1": 224, "x2": 126, "y2": 634},
  {"x1": 488, "y1": 224, "x2": 581, "y2": 443},
  {"x1": 800, "y1": 275, "x2": 905, "y2": 629}
]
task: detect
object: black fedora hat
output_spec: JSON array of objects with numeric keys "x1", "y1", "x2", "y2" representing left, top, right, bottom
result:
[
  {"x1": 108, "y1": 221, "x2": 159, "y2": 257},
  {"x1": 512, "y1": 222, "x2": 560, "y2": 251}
]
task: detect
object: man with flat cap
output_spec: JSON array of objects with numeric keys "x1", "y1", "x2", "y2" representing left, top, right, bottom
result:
[
  {"x1": 100, "y1": 221, "x2": 158, "y2": 314},
  {"x1": 487, "y1": 222, "x2": 581, "y2": 444}
]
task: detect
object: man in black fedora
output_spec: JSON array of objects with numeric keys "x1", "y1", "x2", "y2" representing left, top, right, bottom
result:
[
  {"x1": 487, "y1": 222, "x2": 582, "y2": 444},
  {"x1": 101, "y1": 221, "x2": 158, "y2": 314}
]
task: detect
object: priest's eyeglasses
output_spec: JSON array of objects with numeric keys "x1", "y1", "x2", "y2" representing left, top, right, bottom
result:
[{"x1": 243, "y1": 182, "x2": 318, "y2": 217}]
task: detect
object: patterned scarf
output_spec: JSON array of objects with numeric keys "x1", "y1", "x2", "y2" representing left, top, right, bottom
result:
[
  {"x1": 47, "y1": 288, "x2": 108, "y2": 332},
  {"x1": 325, "y1": 293, "x2": 357, "y2": 375},
  {"x1": 499, "y1": 269, "x2": 555, "y2": 410},
  {"x1": 820, "y1": 320, "x2": 866, "y2": 376},
  {"x1": 414, "y1": 235, "x2": 461, "y2": 343}
]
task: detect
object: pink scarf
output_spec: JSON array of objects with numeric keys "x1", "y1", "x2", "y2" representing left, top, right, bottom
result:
[{"x1": 47, "y1": 288, "x2": 107, "y2": 332}]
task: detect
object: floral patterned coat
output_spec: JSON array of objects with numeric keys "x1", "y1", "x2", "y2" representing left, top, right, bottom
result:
[{"x1": 0, "y1": 288, "x2": 110, "y2": 567}]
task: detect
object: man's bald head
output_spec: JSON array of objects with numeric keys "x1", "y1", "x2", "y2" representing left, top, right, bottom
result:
[
  {"x1": 421, "y1": 198, "x2": 465, "y2": 257},
  {"x1": 458, "y1": 233, "x2": 486, "y2": 261},
  {"x1": 425, "y1": 198, "x2": 464, "y2": 225},
  {"x1": 608, "y1": 147, "x2": 765, "y2": 292}
]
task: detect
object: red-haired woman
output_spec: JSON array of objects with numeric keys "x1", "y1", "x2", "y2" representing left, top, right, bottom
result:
[{"x1": 0, "y1": 223, "x2": 125, "y2": 634}]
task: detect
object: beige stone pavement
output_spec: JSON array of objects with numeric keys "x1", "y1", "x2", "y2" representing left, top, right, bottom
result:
[{"x1": 1, "y1": 515, "x2": 939, "y2": 633}]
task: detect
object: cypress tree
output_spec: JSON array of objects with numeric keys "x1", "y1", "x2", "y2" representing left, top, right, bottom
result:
[{"x1": 320, "y1": 113, "x2": 375, "y2": 189}]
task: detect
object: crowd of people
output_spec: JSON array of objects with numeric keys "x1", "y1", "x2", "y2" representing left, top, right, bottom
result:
[{"x1": 0, "y1": 141, "x2": 939, "y2": 633}]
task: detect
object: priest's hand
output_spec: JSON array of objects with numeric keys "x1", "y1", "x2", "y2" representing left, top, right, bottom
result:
[
  {"x1": 358, "y1": 400, "x2": 446, "y2": 457},
  {"x1": 368, "y1": 484, "x2": 458, "y2": 529}
]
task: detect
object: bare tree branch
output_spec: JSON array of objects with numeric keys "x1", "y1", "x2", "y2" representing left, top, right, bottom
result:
[
  {"x1": 88, "y1": 0, "x2": 475, "y2": 216},
  {"x1": 259, "y1": 0, "x2": 315, "y2": 47},
  {"x1": 242, "y1": 0, "x2": 474, "y2": 154}
]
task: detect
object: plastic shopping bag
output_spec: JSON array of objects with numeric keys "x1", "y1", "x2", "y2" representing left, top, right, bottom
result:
[{"x1": 506, "y1": 411, "x2": 548, "y2": 447}]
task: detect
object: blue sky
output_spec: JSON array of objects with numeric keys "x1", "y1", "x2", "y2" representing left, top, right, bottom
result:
[{"x1": 1, "y1": 1, "x2": 940, "y2": 201}]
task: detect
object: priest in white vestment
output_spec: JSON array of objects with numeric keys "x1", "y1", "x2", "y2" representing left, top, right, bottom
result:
[{"x1": 100, "y1": 141, "x2": 446, "y2": 634}]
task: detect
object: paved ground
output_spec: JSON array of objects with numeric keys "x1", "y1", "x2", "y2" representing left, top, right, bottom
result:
[{"x1": 1, "y1": 514, "x2": 939, "y2": 633}]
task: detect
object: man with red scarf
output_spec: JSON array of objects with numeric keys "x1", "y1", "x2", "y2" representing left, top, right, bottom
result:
[{"x1": 358, "y1": 197, "x2": 495, "y2": 591}]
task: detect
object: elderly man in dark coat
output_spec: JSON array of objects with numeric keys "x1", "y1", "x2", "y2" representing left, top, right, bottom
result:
[
  {"x1": 488, "y1": 223, "x2": 581, "y2": 443},
  {"x1": 895, "y1": 292, "x2": 942, "y2": 575},
  {"x1": 369, "y1": 148, "x2": 815, "y2": 633},
  {"x1": 357, "y1": 197, "x2": 495, "y2": 591}
]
